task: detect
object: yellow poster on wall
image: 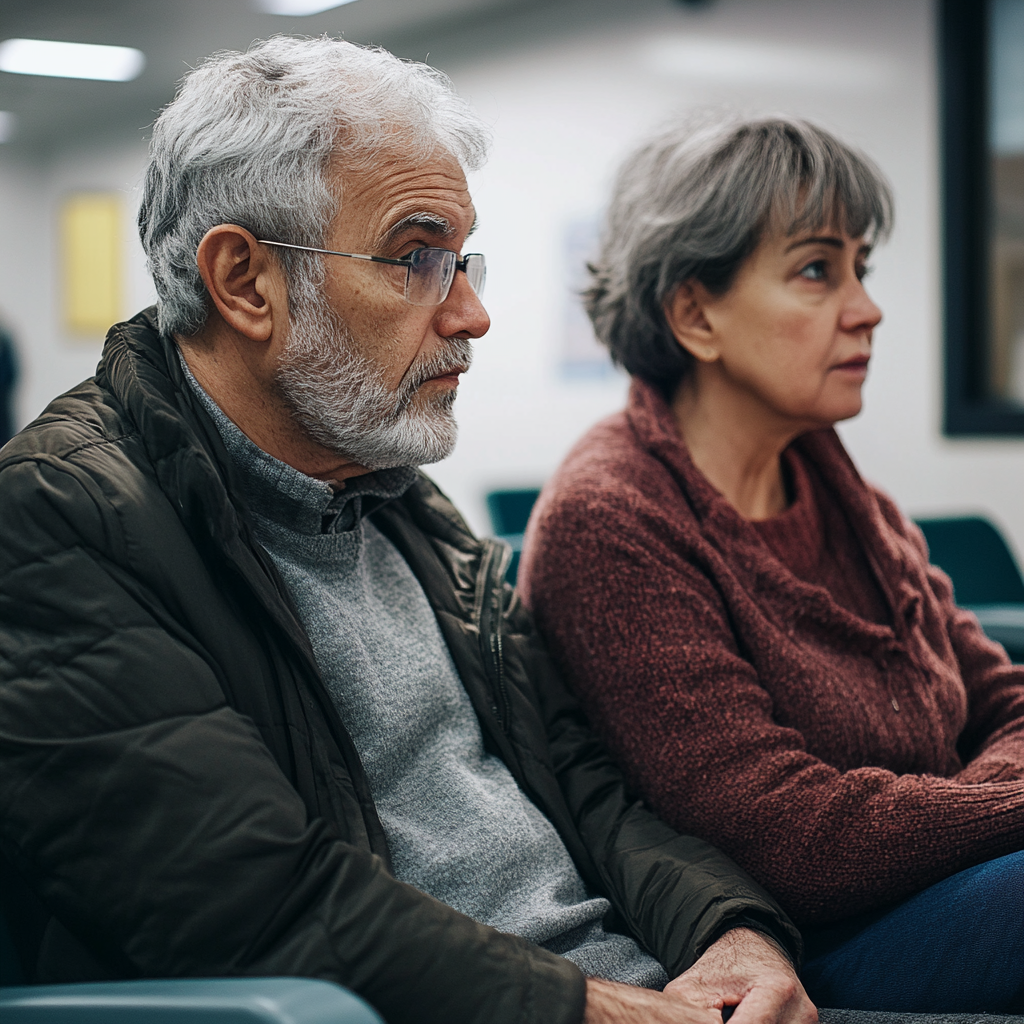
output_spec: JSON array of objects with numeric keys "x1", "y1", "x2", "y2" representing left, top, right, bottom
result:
[{"x1": 61, "y1": 193, "x2": 123, "y2": 337}]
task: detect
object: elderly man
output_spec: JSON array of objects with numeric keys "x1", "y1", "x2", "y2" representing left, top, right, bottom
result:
[{"x1": 0, "y1": 37, "x2": 812, "y2": 1024}]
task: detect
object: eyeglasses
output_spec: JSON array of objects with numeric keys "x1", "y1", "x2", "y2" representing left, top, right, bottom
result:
[{"x1": 258, "y1": 239, "x2": 486, "y2": 307}]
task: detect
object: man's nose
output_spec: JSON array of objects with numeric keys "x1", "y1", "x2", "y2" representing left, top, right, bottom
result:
[{"x1": 434, "y1": 268, "x2": 490, "y2": 339}]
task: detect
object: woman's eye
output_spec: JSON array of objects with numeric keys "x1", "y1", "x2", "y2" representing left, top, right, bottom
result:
[
  {"x1": 799, "y1": 260, "x2": 827, "y2": 282},
  {"x1": 857, "y1": 263, "x2": 873, "y2": 281}
]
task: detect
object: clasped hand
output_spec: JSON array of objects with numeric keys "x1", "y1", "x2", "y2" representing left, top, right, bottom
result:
[{"x1": 584, "y1": 927, "x2": 817, "y2": 1024}]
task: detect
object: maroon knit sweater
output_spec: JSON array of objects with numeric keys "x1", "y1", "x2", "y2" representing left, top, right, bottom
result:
[{"x1": 519, "y1": 377, "x2": 1024, "y2": 926}]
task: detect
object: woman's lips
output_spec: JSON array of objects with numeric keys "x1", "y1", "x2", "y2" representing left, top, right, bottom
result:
[{"x1": 833, "y1": 355, "x2": 870, "y2": 374}]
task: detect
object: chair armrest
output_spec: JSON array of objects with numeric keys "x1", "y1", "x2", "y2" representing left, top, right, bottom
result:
[
  {"x1": 0, "y1": 977, "x2": 383, "y2": 1024},
  {"x1": 965, "y1": 603, "x2": 1024, "y2": 660}
]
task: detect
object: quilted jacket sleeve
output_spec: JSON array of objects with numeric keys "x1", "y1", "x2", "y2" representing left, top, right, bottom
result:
[{"x1": 0, "y1": 452, "x2": 584, "y2": 1024}]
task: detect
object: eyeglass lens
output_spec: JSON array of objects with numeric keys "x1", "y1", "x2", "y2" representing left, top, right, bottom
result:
[
  {"x1": 464, "y1": 254, "x2": 486, "y2": 297},
  {"x1": 404, "y1": 248, "x2": 486, "y2": 306}
]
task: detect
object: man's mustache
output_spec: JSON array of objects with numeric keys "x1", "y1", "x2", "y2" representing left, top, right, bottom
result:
[{"x1": 400, "y1": 337, "x2": 475, "y2": 394}]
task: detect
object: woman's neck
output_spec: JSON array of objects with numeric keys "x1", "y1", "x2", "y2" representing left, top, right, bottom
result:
[{"x1": 671, "y1": 369, "x2": 807, "y2": 521}]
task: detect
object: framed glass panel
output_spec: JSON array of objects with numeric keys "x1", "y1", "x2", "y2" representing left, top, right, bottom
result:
[{"x1": 942, "y1": 0, "x2": 1024, "y2": 432}]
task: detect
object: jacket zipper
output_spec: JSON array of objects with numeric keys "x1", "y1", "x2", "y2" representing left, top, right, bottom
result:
[
  {"x1": 489, "y1": 630, "x2": 511, "y2": 732},
  {"x1": 477, "y1": 540, "x2": 513, "y2": 733}
]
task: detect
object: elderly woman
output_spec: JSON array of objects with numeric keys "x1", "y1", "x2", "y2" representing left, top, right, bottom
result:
[{"x1": 518, "y1": 117, "x2": 1024, "y2": 1015}]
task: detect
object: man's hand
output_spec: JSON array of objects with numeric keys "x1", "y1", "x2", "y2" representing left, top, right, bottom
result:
[
  {"x1": 584, "y1": 977, "x2": 722, "y2": 1024},
  {"x1": 664, "y1": 928, "x2": 817, "y2": 1024}
]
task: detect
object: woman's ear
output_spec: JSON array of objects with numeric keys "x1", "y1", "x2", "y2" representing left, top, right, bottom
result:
[
  {"x1": 663, "y1": 281, "x2": 720, "y2": 363},
  {"x1": 195, "y1": 225, "x2": 286, "y2": 343}
]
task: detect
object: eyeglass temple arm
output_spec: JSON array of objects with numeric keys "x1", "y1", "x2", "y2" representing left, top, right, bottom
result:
[
  {"x1": 257, "y1": 239, "x2": 409, "y2": 268},
  {"x1": 260, "y1": 239, "x2": 476, "y2": 274}
]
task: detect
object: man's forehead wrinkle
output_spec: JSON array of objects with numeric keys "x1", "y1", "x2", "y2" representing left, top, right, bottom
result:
[{"x1": 334, "y1": 155, "x2": 473, "y2": 251}]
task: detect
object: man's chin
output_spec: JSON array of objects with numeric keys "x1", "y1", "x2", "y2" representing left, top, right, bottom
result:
[
  {"x1": 330, "y1": 410, "x2": 459, "y2": 471},
  {"x1": 409, "y1": 382, "x2": 459, "y2": 414}
]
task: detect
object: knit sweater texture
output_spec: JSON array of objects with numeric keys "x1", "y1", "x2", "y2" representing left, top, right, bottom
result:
[
  {"x1": 519, "y1": 377, "x2": 1024, "y2": 926},
  {"x1": 751, "y1": 451, "x2": 889, "y2": 628},
  {"x1": 183, "y1": 361, "x2": 667, "y2": 988}
]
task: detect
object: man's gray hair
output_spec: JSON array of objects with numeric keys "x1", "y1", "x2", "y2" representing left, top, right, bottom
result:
[
  {"x1": 139, "y1": 36, "x2": 490, "y2": 337},
  {"x1": 586, "y1": 115, "x2": 894, "y2": 395}
]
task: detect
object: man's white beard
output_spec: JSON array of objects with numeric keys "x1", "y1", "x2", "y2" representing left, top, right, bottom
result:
[{"x1": 275, "y1": 286, "x2": 473, "y2": 470}]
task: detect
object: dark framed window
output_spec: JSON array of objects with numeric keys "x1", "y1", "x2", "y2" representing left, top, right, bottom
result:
[{"x1": 942, "y1": 0, "x2": 1024, "y2": 433}]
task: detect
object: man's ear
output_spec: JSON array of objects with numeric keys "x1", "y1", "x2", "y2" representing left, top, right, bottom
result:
[
  {"x1": 195, "y1": 225, "x2": 285, "y2": 343},
  {"x1": 663, "y1": 281, "x2": 720, "y2": 364}
]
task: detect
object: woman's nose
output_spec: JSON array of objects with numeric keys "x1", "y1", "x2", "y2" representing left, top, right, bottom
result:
[{"x1": 841, "y1": 280, "x2": 883, "y2": 334}]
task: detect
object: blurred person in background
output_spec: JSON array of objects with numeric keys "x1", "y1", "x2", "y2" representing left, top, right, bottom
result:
[
  {"x1": 520, "y1": 116, "x2": 1024, "y2": 1015},
  {"x1": 0, "y1": 317, "x2": 19, "y2": 445},
  {"x1": 0, "y1": 40, "x2": 814, "y2": 1024}
]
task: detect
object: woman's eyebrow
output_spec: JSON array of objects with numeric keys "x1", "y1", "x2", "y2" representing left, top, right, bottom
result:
[{"x1": 785, "y1": 235, "x2": 845, "y2": 252}]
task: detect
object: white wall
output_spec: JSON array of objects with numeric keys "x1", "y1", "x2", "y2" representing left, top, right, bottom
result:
[{"x1": 4, "y1": 0, "x2": 1024, "y2": 562}]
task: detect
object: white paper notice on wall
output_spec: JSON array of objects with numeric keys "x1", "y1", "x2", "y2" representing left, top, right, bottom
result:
[{"x1": 560, "y1": 217, "x2": 615, "y2": 379}]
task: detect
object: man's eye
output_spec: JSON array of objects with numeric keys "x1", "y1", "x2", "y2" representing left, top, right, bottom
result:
[
  {"x1": 390, "y1": 245, "x2": 426, "y2": 262},
  {"x1": 799, "y1": 260, "x2": 827, "y2": 281},
  {"x1": 857, "y1": 264, "x2": 873, "y2": 282}
]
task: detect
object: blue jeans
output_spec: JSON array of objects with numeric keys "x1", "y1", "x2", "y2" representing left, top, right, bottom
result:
[{"x1": 801, "y1": 851, "x2": 1024, "y2": 1012}]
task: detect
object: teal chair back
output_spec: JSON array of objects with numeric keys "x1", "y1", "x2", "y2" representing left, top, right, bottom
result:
[
  {"x1": 914, "y1": 516, "x2": 1024, "y2": 605},
  {"x1": 914, "y1": 515, "x2": 1024, "y2": 662},
  {"x1": 485, "y1": 489, "x2": 541, "y2": 536},
  {"x1": 485, "y1": 489, "x2": 541, "y2": 586}
]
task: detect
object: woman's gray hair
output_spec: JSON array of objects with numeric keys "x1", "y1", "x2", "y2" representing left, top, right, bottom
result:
[
  {"x1": 139, "y1": 36, "x2": 490, "y2": 337},
  {"x1": 586, "y1": 115, "x2": 894, "y2": 395}
]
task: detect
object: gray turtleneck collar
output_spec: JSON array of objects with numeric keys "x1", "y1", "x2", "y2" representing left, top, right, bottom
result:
[{"x1": 177, "y1": 347, "x2": 416, "y2": 534}]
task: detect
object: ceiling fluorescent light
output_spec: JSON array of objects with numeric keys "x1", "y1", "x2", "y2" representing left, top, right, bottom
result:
[
  {"x1": 0, "y1": 39, "x2": 145, "y2": 82},
  {"x1": 260, "y1": 0, "x2": 360, "y2": 14},
  {"x1": 0, "y1": 111, "x2": 16, "y2": 143},
  {"x1": 260, "y1": 0, "x2": 359, "y2": 13}
]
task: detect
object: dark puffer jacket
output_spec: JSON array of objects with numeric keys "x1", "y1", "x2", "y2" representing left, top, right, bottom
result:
[{"x1": 0, "y1": 310, "x2": 799, "y2": 1024}]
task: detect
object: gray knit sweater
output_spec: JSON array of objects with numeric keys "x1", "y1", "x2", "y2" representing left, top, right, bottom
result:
[{"x1": 184, "y1": 362, "x2": 667, "y2": 987}]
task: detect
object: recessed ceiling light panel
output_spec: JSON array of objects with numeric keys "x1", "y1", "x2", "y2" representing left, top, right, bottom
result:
[
  {"x1": 258, "y1": 0, "x2": 360, "y2": 15},
  {"x1": 0, "y1": 111, "x2": 16, "y2": 143},
  {"x1": 0, "y1": 38, "x2": 145, "y2": 82}
]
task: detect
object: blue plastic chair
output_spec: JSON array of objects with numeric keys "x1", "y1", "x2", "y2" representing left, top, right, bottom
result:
[
  {"x1": 0, "y1": 900, "x2": 380, "y2": 1024},
  {"x1": 0, "y1": 978, "x2": 381, "y2": 1024}
]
